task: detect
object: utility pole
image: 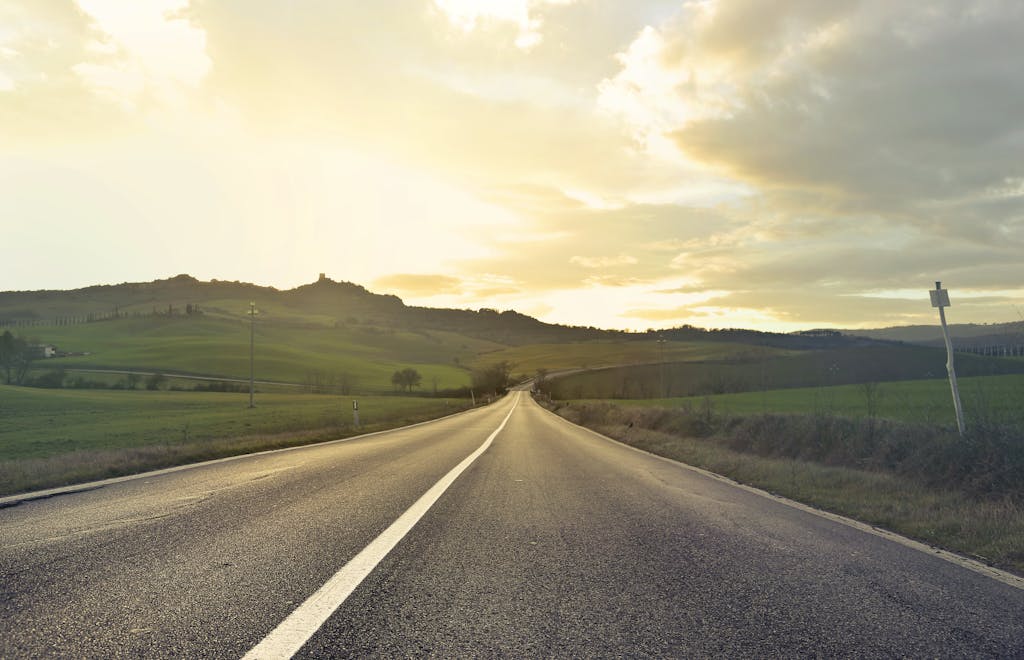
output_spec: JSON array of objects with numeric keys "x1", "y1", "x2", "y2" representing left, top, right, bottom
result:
[
  {"x1": 930, "y1": 282, "x2": 965, "y2": 436},
  {"x1": 657, "y1": 336, "x2": 667, "y2": 398},
  {"x1": 249, "y1": 301, "x2": 256, "y2": 409}
]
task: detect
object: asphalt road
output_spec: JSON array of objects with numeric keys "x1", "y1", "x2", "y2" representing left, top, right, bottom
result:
[{"x1": 2, "y1": 392, "x2": 1022, "y2": 658}]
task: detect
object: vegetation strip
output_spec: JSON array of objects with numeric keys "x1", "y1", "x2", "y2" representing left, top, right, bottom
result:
[
  {"x1": 0, "y1": 400, "x2": 489, "y2": 507},
  {"x1": 0, "y1": 387, "x2": 475, "y2": 497}
]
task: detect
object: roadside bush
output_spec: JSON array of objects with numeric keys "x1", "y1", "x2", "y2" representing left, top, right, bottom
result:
[
  {"x1": 193, "y1": 381, "x2": 244, "y2": 392},
  {"x1": 27, "y1": 369, "x2": 66, "y2": 389},
  {"x1": 67, "y1": 376, "x2": 106, "y2": 389},
  {"x1": 145, "y1": 373, "x2": 167, "y2": 390},
  {"x1": 927, "y1": 422, "x2": 1024, "y2": 500},
  {"x1": 553, "y1": 401, "x2": 1024, "y2": 502}
]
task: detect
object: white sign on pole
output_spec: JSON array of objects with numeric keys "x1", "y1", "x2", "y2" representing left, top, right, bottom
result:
[
  {"x1": 931, "y1": 281, "x2": 965, "y2": 436},
  {"x1": 930, "y1": 288, "x2": 950, "y2": 308}
]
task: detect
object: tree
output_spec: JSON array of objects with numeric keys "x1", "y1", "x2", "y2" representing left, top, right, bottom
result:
[
  {"x1": 401, "y1": 368, "x2": 422, "y2": 392},
  {"x1": 0, "y1": 331, "x2": 16, "y2": 384},
  {"x1": 391, "y1": 367, "x2": 422, "y2": 393},
  {"x1": 145, "y1": 373, "x2": 167, "y2": 390},
  {"x1": 472, "y1": 360, "x2": 514, "y2": 396},
  {"x1": 533, "y1": 368, "x2": 549, "y2": 397},
  {"x1": 0, "y1": 331, "x2": 34, "y2": 385}
]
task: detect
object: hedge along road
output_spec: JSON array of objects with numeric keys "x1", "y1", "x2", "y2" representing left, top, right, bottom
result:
[{"x1": 1, "y1": 392, "x2": 1022, "y2": 658}]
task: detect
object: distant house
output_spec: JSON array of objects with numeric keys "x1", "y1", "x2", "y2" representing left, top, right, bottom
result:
[{"x1": 29, "y1": 344, "x2": 58, "y2": 358}]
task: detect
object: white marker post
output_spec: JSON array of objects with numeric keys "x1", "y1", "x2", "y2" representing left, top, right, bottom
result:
[
  {"x1": 930, "y1": 281, "x2": 965, "y2": 436},
  {"x1": 248, "y1": 301, "x2": 256, "y2": 409},
  {"x1": 352, "y1": 400, "x2": 359, "y2": 428}
]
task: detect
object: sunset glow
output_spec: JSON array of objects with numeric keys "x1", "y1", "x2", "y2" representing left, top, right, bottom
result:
[{"x1": 3, "y1": 1, "x2": 1023, "y2": 330}]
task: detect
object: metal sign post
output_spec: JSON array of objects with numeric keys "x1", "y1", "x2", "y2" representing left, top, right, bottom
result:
[{"x1": 930, "y1": 282, "x2": 965, "y2": 436}]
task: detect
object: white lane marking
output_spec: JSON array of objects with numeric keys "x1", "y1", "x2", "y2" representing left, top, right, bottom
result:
[{"x1": 243, "y1": 392, "x2": 520, "y2": 660}]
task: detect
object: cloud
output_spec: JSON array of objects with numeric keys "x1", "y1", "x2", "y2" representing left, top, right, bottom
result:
[
  {"x1": 374, "y1": 273, "x2": 464, "y2": 296},
  {"x1": 432, "y1": 0, "x2": 579, "y2": 50},
  {"x1": 0, "y1": 0, "x2": 210, "y2": 138},
  {"x1": 456, "y1": 201, "x2": 740, "y2": 294},
  {"x1": 570, "y1": 254, "x2": 638, "y2": 268},
  {"x1": 71, "y1": 0, "x2": 211, "y2": 109},
  {"x1": 577, "y1": 0, "x2": 1024, "y2": 326},
  {"x1": 5, "y1": 1, "x2": 1023, "y2": 331},
  {"x1": 0, "y1": 1, "x2": 99, "y2": 133},
  {"x1": 622, "y1": 1, "x2": 1024, "y2": 236}
]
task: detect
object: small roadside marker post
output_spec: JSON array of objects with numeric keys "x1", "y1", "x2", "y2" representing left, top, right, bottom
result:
[
  {"x1": 930, "y1": 281, "x2": 965, "y2": 437},
  {"x1": 352, "y1": 400, "x2": 359, "y2": 429},
  {"x1": 248, "y1": 301, "x2": 256, "y2": 409}
]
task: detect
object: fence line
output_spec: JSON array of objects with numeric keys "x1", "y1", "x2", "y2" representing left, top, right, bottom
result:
[{"x1": 955, "y1": 344, "x2": 1024, "y2": 358}]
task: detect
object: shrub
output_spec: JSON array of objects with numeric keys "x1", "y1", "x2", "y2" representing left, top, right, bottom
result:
[
  {"x1": 555, "y1": 402, "x2": 1024, "y2": 502},
  {"x1": 28, "y1": 369, "x2": 66, "y2": 389}
]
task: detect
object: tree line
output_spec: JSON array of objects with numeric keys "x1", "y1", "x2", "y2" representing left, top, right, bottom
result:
[
  {"x1": 0, "y1": 304, "x2": 204, "y2": 330},
  {"x1": 0, "y1": 331, "x2": 34, "y2": 385}
]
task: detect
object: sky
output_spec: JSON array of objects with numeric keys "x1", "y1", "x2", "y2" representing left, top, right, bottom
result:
[{"x1": 2, "y1": 1, "x2": 1023, "y2": 332}]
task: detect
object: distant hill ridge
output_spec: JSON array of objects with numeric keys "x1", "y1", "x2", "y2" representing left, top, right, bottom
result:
[
  {"x1": 841, "y1": 322, "x2": 1024, "y2": 348},
  {"x1": 0, "y1": 274, "x2": 609, "y2": 346},
  {"x1": 2, "y1": 274, "x2": 881, "y2": 349}
]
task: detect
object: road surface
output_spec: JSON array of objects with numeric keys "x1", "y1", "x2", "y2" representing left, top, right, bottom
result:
[{"x1": 2, "y1": 392, "x2": 1022, "y2": 657}]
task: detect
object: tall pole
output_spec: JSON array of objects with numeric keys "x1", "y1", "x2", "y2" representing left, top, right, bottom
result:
[
  {"x1": 657, "y1": 337, "x2": 666, "y2": 398},
  {"x1": 249, "y1": 301, "x2": 255, "y2": 409},
  {"x1": 931, "y1": 282, "x2": 964, "y2": 436}
]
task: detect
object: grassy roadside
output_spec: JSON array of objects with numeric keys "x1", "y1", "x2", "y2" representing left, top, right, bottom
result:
[
  {"x1": 545, "y1": 400, "x2": 1024, "y2": 575},
  {"x1": 0, "y1": 385, "x2": 472, "y2": 497}
]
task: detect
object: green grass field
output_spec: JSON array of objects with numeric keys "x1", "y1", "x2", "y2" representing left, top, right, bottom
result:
[
  {"x1": 472, "y1": 339, "x2": 783, "y2": 375},
  {"x1": 546, "y1": 344, "x2": 1024, "y2": 400},
  {"x1": 0, "y1": 384, "x2": 471, "y2": 495},
  {"x1": 591, "y1": 374, "x2": 1024, "y2": 428},
  {"x1": 19, "y1": 315, "x2": 498, "y2": 392},
  {"x1": 0, "y1": 385, "x2": 468, "y2": 460}
]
